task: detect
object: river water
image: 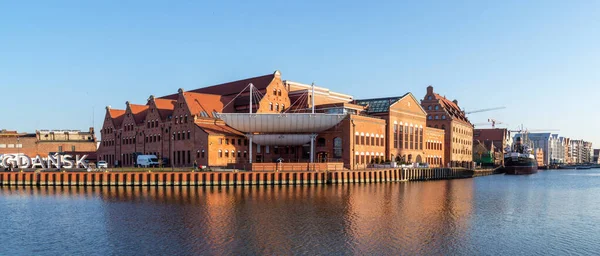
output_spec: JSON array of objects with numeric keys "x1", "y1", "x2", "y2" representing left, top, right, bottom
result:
[{"x1": 1, "y1": 169, "x2": 600, "y2": 255}]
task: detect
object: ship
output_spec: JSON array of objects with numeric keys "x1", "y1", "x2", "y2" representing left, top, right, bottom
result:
[{"x1": 503, "y1": 136, "x2": 538, "y2": 175}]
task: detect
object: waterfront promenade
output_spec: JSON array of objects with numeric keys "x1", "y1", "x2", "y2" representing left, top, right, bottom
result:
[{"x1": 0, "y1": 168, "x2": 495, "y2": 187}]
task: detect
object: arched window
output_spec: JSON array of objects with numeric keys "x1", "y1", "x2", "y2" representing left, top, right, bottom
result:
[
  {"x1": 276, "y1": 103, "x2": 279, "y2": 111},
  {"x1": 442, "y1": 115, "x2": 446, "y2": 120},
  {"x1": 428, "y1": 115, "x2": 432, "y2": 120},
  {"x1": 269, "y1": 102, "x2": 273, "y2": 111},
  {"x1": 334, "y1": 138, "x2": 342, "y2": 158},
  {"x1": 278, "y1": 89, "x2": 282, "y2": 96},
  {"x1": 435, "y1": 105, "x2": 439, "y2": 110},
  {"x1": 434, "y1": 125, "x2": 438, "y2": 128},
  {"x1": 435, "y1": 115, "x2": 439, "y2": 120},
  {"x1": 225, "y1": 150, "x2": 229, "y2": 158},
  {"x1": 441, "y1": 124, "x2": 446, "y2": 130},
  {"x1": 218, "y1": 150, "x2": 223, "y2": 158},
  {"x1": 428, "y1": 105, "x2": 432, "y2": 110},
  {"x1": 317, "y1": 137, "x2": 326, "y2": 147},
  {"x1": 281, "y1": 104, "x2": 285, "y2": 112},
  {"x1": 427, "y1": 96, "x2": 432, "y2": 100},
  {"x1": 273, "y1": 89, "x2": 277, "y2": 95}
]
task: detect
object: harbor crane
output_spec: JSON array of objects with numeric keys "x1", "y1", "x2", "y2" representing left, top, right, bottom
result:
[
  {"x1": 464, "y1": 107, "x2": 506, "y2": 115},
  {"x1": 473, "y1": 118, "x2": 505, "y2": 128}
]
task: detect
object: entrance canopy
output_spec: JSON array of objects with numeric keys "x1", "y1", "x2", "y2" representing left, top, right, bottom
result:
[
  {"x1": 216, "y1": 113, "x2": 346, "y2": 133},
  {"x1": 250, "y1": 134, "x2": 312, "y2": 146}
]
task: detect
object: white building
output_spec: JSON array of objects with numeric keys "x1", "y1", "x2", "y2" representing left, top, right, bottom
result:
[{"x1": 514, "y1": 133, "x2": 552, "y2": 166}]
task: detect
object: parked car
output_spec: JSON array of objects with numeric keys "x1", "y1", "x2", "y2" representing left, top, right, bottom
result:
[
  {"x1": 136, "y1": 155, "x2": 160, "y2": 168},
  {"x1": 97, "y1": 161, "x2": 108, "y2": 169}
]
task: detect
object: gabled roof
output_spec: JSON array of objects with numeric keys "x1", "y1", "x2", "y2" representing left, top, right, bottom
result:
[
  {"x1": 353, "y1": 93, "x2": 411, "y2": 113},
  {"x1": 153, "y1": 98, "x2": 176, "y2": 121},
  {"x1": 108, "y1": 108, "x2": 126, "y2": 128},
  {"x1": 434, "y1": 93, "x2": 471, "y2": 124},
  {"x1": 195, "y1": 120, "x2": 243, "y2": 136},
  {"x1": 160, "y1": 73, "x2": 276, "y2": 99},
  {"x1": 128, "y1": 104, "x2": 150, "y2": 124},
  {"x1": 183, "y1": 92, "x2": 228, "y2": 118}
]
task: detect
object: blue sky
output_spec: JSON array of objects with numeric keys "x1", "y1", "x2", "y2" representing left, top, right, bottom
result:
[{"x1": 1, "y1": 1, "x2": 599, "y2": 145}]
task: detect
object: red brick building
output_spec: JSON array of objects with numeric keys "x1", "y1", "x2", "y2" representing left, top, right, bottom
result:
[
  {"x1": 421, "y1": 86, "x2": 473, "y2": 167},
  {"x1": 0, "y1": 128, "x2": 97, "y2": 157},
  {"x1": 97, "y1": 71, "x2": 447, "y2": 170}
]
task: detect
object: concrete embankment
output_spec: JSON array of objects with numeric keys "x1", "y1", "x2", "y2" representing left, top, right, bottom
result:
[{"x1": 0, "y1": 168, "x2": 495, "y2": 187}]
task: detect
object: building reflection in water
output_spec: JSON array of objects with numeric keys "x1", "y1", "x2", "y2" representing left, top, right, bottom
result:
[{"x1": 0, "y1": 180, "x2": 475, "y2": 255}]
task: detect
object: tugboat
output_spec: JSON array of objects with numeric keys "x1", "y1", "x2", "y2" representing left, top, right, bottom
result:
[{"x1": 503, "y1": 136, "x2": 538, "y2": 175}]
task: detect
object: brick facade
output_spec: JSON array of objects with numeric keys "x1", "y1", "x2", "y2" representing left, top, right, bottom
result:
[
  {"x1": 0, "y1": 129, "x2": 97, "y2": 157},
  {"x1": 421, "y1": 86, "x2": 473, "y2": 167},
  {"x1": 97, "y1": 71, "x2": 458, "y2": 170}
]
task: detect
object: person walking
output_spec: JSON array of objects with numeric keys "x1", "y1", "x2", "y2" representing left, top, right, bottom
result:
[{"x1": 193, "y1": 160, "x2": 198, "y2": 172}]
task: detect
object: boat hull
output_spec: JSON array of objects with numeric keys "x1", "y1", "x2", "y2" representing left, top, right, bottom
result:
[
  {"x1": 504, "y1": 165, "x2": 538, "y2": 175},
  {"x1": 504, "y1": 157, "x2": 538, "y2": 175}
]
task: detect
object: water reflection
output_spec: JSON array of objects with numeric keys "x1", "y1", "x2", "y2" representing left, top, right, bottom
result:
[{"x1": 2, "y1": 170, "x2": 600, "y2": 255}]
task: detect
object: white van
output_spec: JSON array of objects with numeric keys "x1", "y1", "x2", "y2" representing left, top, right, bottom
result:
[{"x1": 136, "y1": 155, "x2": 159, "y2": 168}]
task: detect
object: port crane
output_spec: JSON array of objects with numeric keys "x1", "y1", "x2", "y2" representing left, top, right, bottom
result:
[{"x1": 473, "y1": 118, "x2": 505, "y2": 128}]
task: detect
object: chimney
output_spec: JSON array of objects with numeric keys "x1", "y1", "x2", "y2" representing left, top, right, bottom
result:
[{"x1": 453, "y1": 99, "x2": 458, "y2": 105}]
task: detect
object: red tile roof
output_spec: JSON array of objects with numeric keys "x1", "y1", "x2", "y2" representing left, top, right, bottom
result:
[
  {"x1": 434, "y1": 94, "x2": 471, "y2": 124},
  {"x1": 129, "y1": 104, "x2": 150, "y2": 124},
  {"x1": 195, "y1": 120, "x2": 243, "y2": 136},
  {"x1": 183, "y1": 92, "x2": 230, "y2": 118},
  {"x1": 108, "y1": 109, "x2": 126, "y2": 128},
  {"x1": 153, "y1": 98, "x2": 176, "y2": 121}
]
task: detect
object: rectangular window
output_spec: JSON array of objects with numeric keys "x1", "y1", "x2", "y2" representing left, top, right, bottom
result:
[
  {"x1": 409, "y1": 127, "x2": 414, "y2": 150},
  {"x1": 218, "y1": 151, "x2": 222, "y2": 158},
  {"x1": 219, "y1": 138, "x2": 223, "y2": 144},
  {"x1": 232, "y1": 139, "x2": 235, "y2": 145},
  {"x1": 404, "y1": 126, "x2": 409, "y2": 149},
  {"x1": 238, "y1": 139, "x2": 242, "y2": 145},
  {"x1": 187, "y1": 151, "x2": 191, "y2": 164},
  {"x1": 355, "y1": 155, "x2": 360, "y2": 164},
  {"x1": 257, "y1": 146, "x2": 261, "y2": 153},
  {"x1": 355, "y1": 135, "x2": 360, "y2": 145},
  {"x1": 71, "y1": 146, "x2": 75, "y2": 151},
  {"x1": 393, "y1": 124, "x2": 398, "y2": 149},
  {"x1": 244, "y1": 139, "x2": 248, "y2": 146},
  {"x1": 58, "y1": 146, "x2": 63, "y2": 152},
  {"x1": 202, "y1": 151, "x2": 205, "y2": 158},
  {"x1": 361, "y1": 136, "x2": 365, "y2": 145},
  {"x1": 419, "y1": 128, "x2": 423, "y2": 150},
  {"x1": 237, "y1": 151, "x2": 241, "y2": 157},
  {"x1": 266, "y1": 146, "x2": 270, "y2": 154},
  {"x1": 226, "y1": 139, "x2": 229, "y2": 145},
  {"x1": 187, "y1": 131, "x2": 190, "y2": 140}
]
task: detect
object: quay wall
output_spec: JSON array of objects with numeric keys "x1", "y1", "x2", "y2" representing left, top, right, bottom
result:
[{"x1": 0, "y1": 168, "x2": 495, "y2": 187}]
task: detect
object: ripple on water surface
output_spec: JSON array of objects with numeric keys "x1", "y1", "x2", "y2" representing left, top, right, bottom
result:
[{"x1": 1, "y1": 169, "x2": 600, "y2": 255}]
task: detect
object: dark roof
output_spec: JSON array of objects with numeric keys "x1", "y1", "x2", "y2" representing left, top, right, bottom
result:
[
  {"x1": 352, "y1": 94, "x2": 409, "y2": 113},
  {"x1": 160, "y1": 73, "x2": 275, "y2": 99}
]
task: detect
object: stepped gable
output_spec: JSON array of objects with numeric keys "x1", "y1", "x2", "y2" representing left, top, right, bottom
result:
[
  {"x1": 108, "y1": 108, "x2": 126, "y2": 128},
  {"x1": 153, "y1": 98, "x2": 176, "y2": 121},
  {"x1": 128, "y1": 104, "x2": 150, "y2": 125}
]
